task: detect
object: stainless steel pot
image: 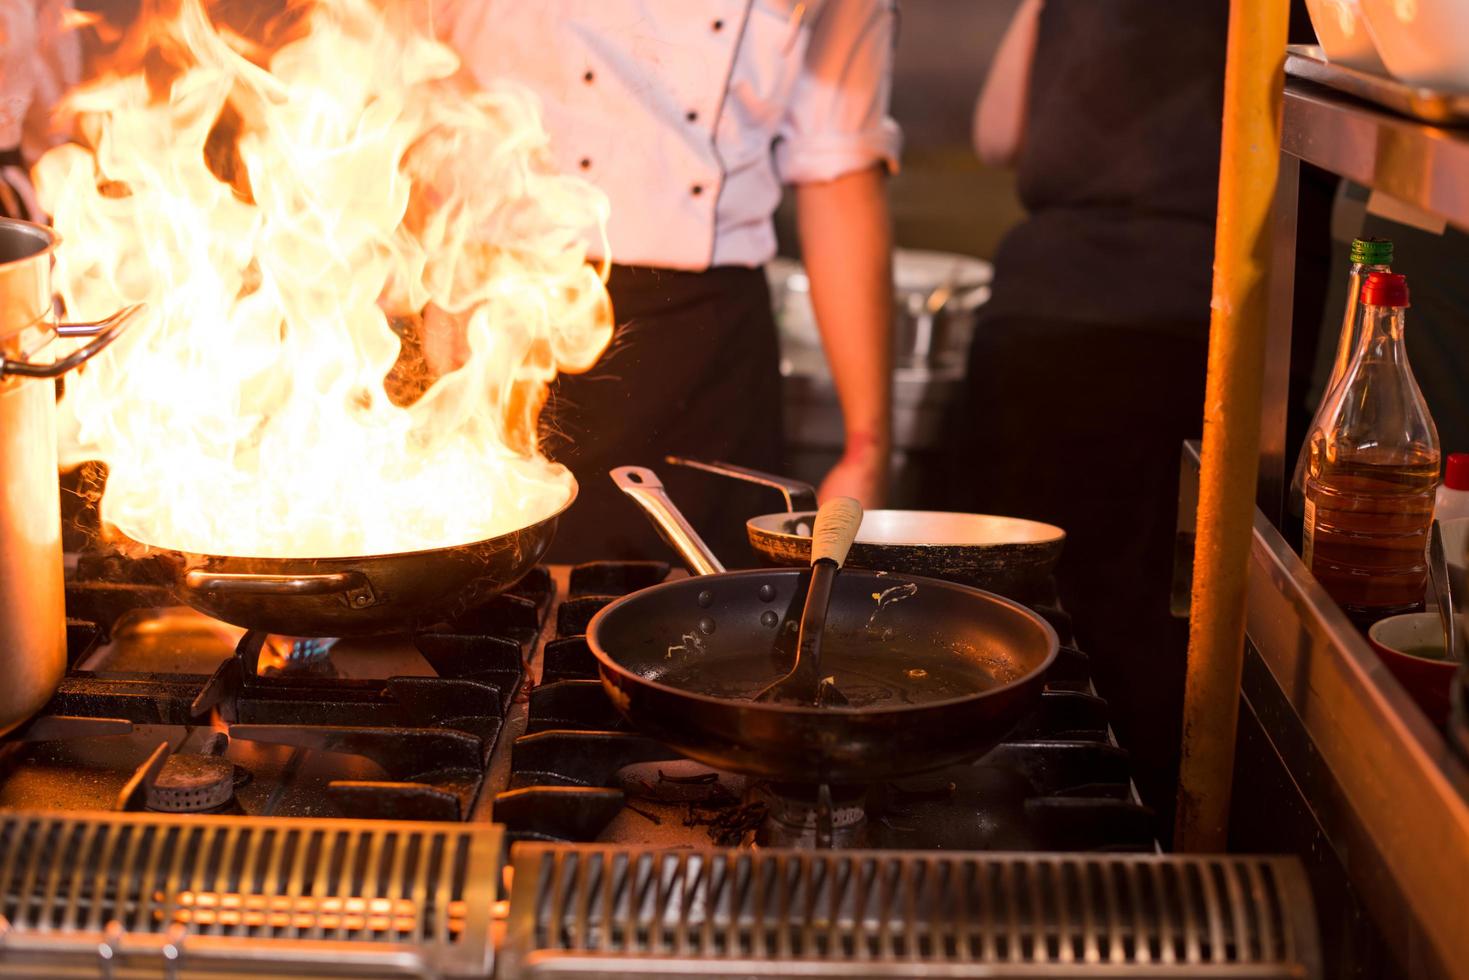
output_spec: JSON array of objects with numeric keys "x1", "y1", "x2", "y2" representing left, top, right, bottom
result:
[
  {"x1": 0, "y1": 218, "x2": 138, "y2": 735},
  {"x1": 767, "y1": 249, "x2": 992, "y2": 370}
]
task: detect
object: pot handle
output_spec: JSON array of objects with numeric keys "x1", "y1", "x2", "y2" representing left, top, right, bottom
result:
[
  {"x1": 182, "y1": 569, "x2": 378, "y2": 608},
  {"x1": 1, "y1": 304, "x2": 143, "y2": 380},
  {"x1": 663, "y1": 456, "x2": 817, "y2": 514},
  {"x1": 611, "y1": 466, "x2": 726, "y2": 576}
]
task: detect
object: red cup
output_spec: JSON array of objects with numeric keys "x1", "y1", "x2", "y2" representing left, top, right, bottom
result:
[{"x1": 1368, "y1": 613, "x2": 1460, "y2": 727}]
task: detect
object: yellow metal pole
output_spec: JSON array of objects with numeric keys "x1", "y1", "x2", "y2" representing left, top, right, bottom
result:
[{"x1": 1175, "y1": 0, "x2": 1292, "y2": 852}]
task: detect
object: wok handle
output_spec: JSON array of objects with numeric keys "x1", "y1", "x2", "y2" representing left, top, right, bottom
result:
[
  {"x1": 182, "y1": 569, "x2": 378, "y2": 608},
  {"x1": 663, "y1": 456, "x2": 817, "y2": 514},
  {"x1": 610, "y1": 466, "x2": 726, "y2": 576}
]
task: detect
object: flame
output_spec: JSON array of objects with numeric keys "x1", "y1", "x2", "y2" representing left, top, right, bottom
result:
[
  {"x1": 36, "y1": 0, "x2": 612, "y2": 558},
  {"x1": 58, "y1": 7, "x2": 122, "y2": 45}
]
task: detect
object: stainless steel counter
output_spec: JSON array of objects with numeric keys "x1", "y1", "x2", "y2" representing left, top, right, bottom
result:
[{"x1": 1181, "y1": 438, "x2": 1469, "y2": 978}]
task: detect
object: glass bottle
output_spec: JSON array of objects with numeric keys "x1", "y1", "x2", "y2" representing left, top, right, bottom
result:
[
  {"x1": 1303, "y1": 272, "x2": 1440, "y2": 627},
  {"x1": 1289, "y1": 238, "x2": 1394, "y2": 522}
]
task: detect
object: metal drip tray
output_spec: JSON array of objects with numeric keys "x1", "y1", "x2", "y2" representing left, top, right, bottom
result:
[
  {"x1": 0, "y1": 810, "x2": 500, "y2": 978},
  {"x1": 503, "y1": 844, "x2": 1321, "y2": 979}
]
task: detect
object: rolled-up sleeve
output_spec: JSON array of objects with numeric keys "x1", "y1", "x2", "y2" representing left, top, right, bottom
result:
[{"x1": 774, "y1": 0, "x2": 902, "y2": 186}]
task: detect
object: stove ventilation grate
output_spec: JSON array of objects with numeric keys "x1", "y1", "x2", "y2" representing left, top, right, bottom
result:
[
  {"x1": 0, "y1": 810, "x2": 498, "y2": 978},
  {"x1": 503, "y1": 844, "x2": 1321, "y2": 979}
]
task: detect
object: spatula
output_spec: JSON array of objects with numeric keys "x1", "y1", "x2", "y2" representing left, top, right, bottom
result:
[{"x1": 755, "y1": 496, "x2": 863, "y2": 706}]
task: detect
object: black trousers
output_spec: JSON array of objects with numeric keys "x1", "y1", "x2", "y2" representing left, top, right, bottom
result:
[
  {"x1": 542, "y1": 264, "x2": 785, "y2": 565},
  {"x1": 948, "y1": 316, "x2": 1208, "y2": 843}
]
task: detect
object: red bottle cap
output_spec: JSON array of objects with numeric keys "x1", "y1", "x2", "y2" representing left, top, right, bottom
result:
[
  {"x1": 1447, "y1": 453, "x2": 1469, "y2": 491},
  {"x1": 1361, "y1": 271, "x2": 1410, "y2": 308}
]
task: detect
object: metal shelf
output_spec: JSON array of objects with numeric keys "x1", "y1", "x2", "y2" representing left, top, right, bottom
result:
[
  {"x1": 1260, "y1": 80, "x2": 1469, "y2": 517},
  {"x1": 1282, "y1": 79, "x2": 1469, "y2": 231},
  {"x1": 1245, "y1": 499, "x2": 1469, "y2": 976},
  {"x1": 1235, "y1": 76, "x2": 1469, "y2": 978},
  {"x1": 1182, "y1": 442, "x2": 1469, "y2": 977}
]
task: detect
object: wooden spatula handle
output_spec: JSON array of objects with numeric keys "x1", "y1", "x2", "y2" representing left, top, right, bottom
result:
[{"x1": 810, "y1": 497, "x2": 864, "y2": 568}]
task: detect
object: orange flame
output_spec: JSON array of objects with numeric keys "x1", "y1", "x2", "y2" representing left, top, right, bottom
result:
[
  {"x1": 57, "y1": 7, "x2": 115, "y2": 38},
  {"x1": 37, "y1": 0, "x2": 612, "y2": 558}
]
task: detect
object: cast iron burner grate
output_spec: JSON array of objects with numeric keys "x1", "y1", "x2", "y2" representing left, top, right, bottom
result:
[
  {"x1": 0, "y1": 558, "x2": 559, "y2": 822},
  {"x1": 493, "y1": 572, "x2": 1154, "y2": 852}
]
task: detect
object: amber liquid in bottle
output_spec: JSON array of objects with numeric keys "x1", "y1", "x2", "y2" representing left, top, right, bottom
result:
[
  {"x1": 1303, "y1": 447, "x2": 1440, "y2": 624},
  {"x1": 1301, "y1": 274, "x2": 1439, "y2": 628}
]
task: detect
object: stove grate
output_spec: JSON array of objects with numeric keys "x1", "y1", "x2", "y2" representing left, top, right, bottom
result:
[
  {"x1": 502, "y1": 844, "x2": 1321, "y2": 978},
  {"x1": 0, "y1": 811, "x2": 499, "y2": 977}
]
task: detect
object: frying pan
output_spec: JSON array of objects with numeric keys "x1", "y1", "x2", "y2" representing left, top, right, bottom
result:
[
  {"x1": 667, "y1": 457, "x2": 1065, "y2": 600},
  {"x1": 586, "y1": 467, "x2": 1058, "y2": 784},
  {"x1": 108, "y1": 485, "x2": 574, "y2": 637}
]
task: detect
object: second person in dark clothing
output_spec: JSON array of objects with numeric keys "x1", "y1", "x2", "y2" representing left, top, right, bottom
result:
[{"x1": 953, "y1": 0, "x2": 1230, "y2": 840}]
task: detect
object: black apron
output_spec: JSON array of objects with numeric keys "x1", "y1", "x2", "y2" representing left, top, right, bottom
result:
[{"x1": 542, "y1": 264, "x2": 785, "y2": 566}]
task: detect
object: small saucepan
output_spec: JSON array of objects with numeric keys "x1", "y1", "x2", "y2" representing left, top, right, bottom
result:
[
  {"x1": 587, "y1": 467, "x2": 1058, "y2": 785},
  {"x1": 667, "y1": 457, "x2": 1065, "y2": 601}
]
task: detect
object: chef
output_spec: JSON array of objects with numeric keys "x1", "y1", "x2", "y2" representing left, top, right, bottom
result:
[
  {"x1": 0, "y1": 0, "x2": 78, "y2": 221},
  {"x1": 431, "y1": 1, "x2": 900, "y2": 562}
]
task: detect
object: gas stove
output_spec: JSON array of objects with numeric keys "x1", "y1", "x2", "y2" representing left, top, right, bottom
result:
[
  {"x1": 0, "y1": 556, "x2": 1322, "y2": 977},
  {"x1": 496, "y1": 566, "x2": 1151, "y2": 854}
]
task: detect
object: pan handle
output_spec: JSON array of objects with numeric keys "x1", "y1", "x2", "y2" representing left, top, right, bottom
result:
[
  {"x1": 610, "y1": 466, "x2": 726, "y2": 576},
  {"x1": 182, "y1": 569, "x2": 378, "y2": 608},
  {"x1": 663, "y1": 457, "x2": 817, "y2": 514}
]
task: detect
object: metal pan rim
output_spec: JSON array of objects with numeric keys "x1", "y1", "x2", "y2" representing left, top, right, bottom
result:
[
  {"x1": 585, "y1": 568, "x2": 1060, "y2": 717},
  {"x1": 101, "y1": 478, "x2": 578, "y2": 564},
  {"x1": 747, "y1": 509, "x2": 1066, "y2": 549}
]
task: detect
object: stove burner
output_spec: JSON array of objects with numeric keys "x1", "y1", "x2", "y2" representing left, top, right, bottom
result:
[
  {"x1": 756, "y1": 782, "x2": 867, "y2": 849},
  {"x1": 145, "y1": 754, "x2": 236, "y2": 812},
  {"x1": 284, "y1": 636, "x2": 338, "y2": 665},
  {"x1": 251, "y1": 631, "x2": 341, "y2": 677}
]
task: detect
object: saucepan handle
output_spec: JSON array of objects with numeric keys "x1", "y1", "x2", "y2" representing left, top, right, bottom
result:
[
  {"x1": 182, "y1": 569, "x2": 378, "y2": 608},
  {"x1": 611, "y1": 466, "x2": 726, "y2": 576},
  {"x1": 663, "y1": 456, "x2": 817, "y2": 514},
  {"x1": 0, "y1": 305, "x2": 143, "y2": 380}
]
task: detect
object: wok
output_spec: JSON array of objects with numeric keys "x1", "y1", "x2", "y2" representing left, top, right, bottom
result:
[
  {"x1": 667, "y1": 457, "x2": 1065, "y2": 599},
  {"x1": 587, "y1": 467, "x2": 1058, "y2": 784},
  {"x1": 111, "y1": 485, "x2": 574, "y2": 637}
]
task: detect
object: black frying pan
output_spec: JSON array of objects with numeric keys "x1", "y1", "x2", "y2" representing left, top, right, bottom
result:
[
  {"x1": 666, "y1": 458, "x2": 1065, "y2": 600},
  {"x1": 586, "y1": 467, "x2": 1058, "y2": 784}
]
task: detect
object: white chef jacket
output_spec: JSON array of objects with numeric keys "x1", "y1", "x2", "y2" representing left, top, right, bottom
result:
[{"x1": 436, "y1": 1, "x2": 902, "y2": 270}]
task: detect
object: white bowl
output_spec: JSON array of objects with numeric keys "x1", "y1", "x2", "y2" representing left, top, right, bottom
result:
[
  {"x1": 1359, "y1": 0, "x2": 1469, "y2": 92},
  {"x1": 1305, "y1": 0, "x2": 1389, "y2": 72}
]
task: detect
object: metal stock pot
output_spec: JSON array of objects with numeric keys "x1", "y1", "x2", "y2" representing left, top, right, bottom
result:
[
  {"x1": 0, "y1": 218, "x2": 137, "y2": 735},
  {"x1": 767, "y1": 249, "x2": 992, "y2": 369}
]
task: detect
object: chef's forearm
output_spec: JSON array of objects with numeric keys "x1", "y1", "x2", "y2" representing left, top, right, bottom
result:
[{"x1": 795, "y1": 166, "x2": 894, "y2": 453}]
